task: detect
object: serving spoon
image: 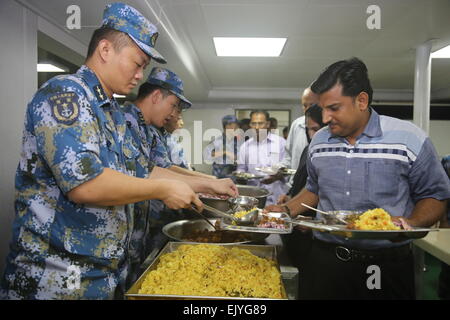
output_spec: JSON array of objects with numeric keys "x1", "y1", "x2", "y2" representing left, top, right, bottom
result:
[
  {"x1": 301, "y1": 203, "x2": 348, "y2": 224},
  {"x1": 203, "y1": 204, "x2": 259, "y2": 226}
]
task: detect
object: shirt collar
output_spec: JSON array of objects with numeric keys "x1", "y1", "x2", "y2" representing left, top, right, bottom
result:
[
  {"x1": 361, "y1": 108, "x2": 382, "y2": 138},
  {"x1": 328, "y1": 107, "x2": 382, "y2": 141},
  {"x1": 249, "y1": 131, "x2": 276, "y2": 144},
  {"x1": 77, "y1": 65, "x2": 112, "y2": 107}
]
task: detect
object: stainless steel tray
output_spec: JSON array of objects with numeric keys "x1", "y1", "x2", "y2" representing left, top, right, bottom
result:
[
  {"x1": 232, "y1": 171, "x2": 265, "y2": 180},
  {"x1": 220, "y1": 212, "x2": 293, "y2": 234},
  {"x1": 125, "y1": 242, "x2": 287, "y2": 300},
  {"x1": 292, "y1": 220, "x2": 438, "y2": 240}
]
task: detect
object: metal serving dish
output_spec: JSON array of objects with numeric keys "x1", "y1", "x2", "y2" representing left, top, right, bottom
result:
[
  {"x1": 125, "y1": 242, "x2": 287, "y2": 300},
  {"x1": 237, "y1": 185, "x2": 271, "y2": 208},
  {"x1": 292, "y1": 220, "x2": 438, "y2": 240},
  {"x1": 220, "y1": 212, "x2": 293, "y2": 235},
  {"x1": 162, "y1": 219, "x2": 268, "y2": 244},
  {"x1": 200, "y1": 185, "x2": 271, "y2": 216}
]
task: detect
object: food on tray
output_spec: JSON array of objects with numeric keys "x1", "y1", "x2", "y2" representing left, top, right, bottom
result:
[
  {"x1": 197, "y1": 193, "x2": 230, "y2": 200},
  {"x1": 138, "y1": 244, "x2": 283, "y2": 298},
  {"x1": 183, "y1": 228, "x2": 251, "y2": 243},
  {"x1": 348, "y1": 208, "x2": 400, "y2": 231},
  {"x1": 279, "y1": 168, "x2": 296, "y2": 175},
  {"x1": 257, "y1": 215, "x2": 287, "y2": 229},
  {"x1": 233, "y1": 172, "x2": 258, "y2": 179}
]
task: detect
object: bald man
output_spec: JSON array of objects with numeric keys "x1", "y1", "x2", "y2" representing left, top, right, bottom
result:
[{"x1": 279, "y1": 88, "x2": 319, "y2": 187}]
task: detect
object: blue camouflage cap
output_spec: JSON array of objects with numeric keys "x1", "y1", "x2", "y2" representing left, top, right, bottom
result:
[
  {"x1": 102, "y1": 2, "x2": 166, "y2": 64},
  {"x1": 146, "y1": 67, "x2": 192, "y2": 109},
  {"x1": 222, "y1": 115, "x2": 238, "y2": 127}
]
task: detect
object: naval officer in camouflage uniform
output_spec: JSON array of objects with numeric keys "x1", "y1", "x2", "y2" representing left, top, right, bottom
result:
[
  {"x1": 0, "y1": 3, "x2": 207, "y2": 300},
  {"x1": 122, "y1": 68, "x2": 237, "y2": 275}
]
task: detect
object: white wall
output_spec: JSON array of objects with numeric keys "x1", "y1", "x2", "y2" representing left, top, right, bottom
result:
[
  {"x1": 429, "y1": 121, "x2": 450, "y2": 157},
  {"x1": 0, "y1": 0, "x2": 37, "y2": 276}
]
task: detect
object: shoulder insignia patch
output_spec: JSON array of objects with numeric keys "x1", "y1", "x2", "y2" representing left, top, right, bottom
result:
[
  {"x1": 93, "y1": 85, "x2": 107, "y2": 102},
  {"x1": 49, "y1": 92, "x2": 80, "y2": 125}
]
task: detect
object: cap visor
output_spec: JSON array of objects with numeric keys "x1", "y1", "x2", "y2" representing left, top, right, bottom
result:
[
  {"x1": 175, "y1": 93, "x2": 192, "y2": 109},
  {"x1": 129, "y1": 35, "x2": 167, "y2": 64}
]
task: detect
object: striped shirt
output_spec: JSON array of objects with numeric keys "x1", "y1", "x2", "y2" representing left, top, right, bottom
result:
[{"x1": 306, "y1": 109, "x2": 450, "y2": 249}]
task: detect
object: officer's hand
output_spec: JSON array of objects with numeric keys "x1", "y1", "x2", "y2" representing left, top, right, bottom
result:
[
  {"x1": 161, "y1": 180, "x2": 202, "y2": 210},
  {"x1": 209, "y1": 178, "x2": 239, "y2": 197}
]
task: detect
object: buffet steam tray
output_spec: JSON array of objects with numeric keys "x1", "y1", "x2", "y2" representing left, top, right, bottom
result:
[
  {"x1": 292, "y1": 220, "x2": 438, "y2": 240},
  {"x1": 219, "y1": 212, "x2": 293, "y2": 234},
  {"x1": 125, "y1": 242, "x2": 287, "y2": 300}
]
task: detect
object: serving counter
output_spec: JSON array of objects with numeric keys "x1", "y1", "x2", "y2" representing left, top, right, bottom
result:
[{"x1": 414, "y1": 228, "x2": 450, "y2": 265}]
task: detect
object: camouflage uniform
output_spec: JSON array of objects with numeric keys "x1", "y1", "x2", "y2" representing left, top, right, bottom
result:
[
  {"x1": 122, "y1": 67, "x2": 192, "y2": 264},
  {"x1": 1, "y1": 3, "x2": 166, "y2": 300},
  {"x1": 1, "y1": 66, "x2": 146, "y2": 299}
]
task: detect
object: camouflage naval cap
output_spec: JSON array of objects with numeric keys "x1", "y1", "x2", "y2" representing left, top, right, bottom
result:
[
  {"x1": 147, "y1": 67, "x2": 192, "y2": 109},
  {"x1": 102, "y1": 2, "x2": 166, "y2": 64}
]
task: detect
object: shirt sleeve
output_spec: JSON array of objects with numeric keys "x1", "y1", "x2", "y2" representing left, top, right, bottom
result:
[
  {"x1": 280, "y1": 125, "x2": 294, "y2": 168},
  {"x1": 409, "y1": 138, "x2": 450, "y2": 202},
  {"x1": 31, "y1": 81, "x2": 104, "y2": 194},
  {"x1": 305, "y1": 146, "x2": 319, "y2": 195}
]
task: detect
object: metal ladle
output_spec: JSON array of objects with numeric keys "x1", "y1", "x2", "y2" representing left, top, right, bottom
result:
[{"x1": 203, "y1": 204, "x2": 259, "y2": 226}]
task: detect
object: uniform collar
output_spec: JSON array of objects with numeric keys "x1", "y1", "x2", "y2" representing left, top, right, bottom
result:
[
  {"x1": 124, "y1": 102, "x2": 147, "y2": 127},
  {"x1": 77, "y1": 65, "x2": 112, "y2": 107}
]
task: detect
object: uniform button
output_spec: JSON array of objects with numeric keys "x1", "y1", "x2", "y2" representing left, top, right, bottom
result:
[
  {"x1": 346, "y1": 191, "x2": 350, "y2": 196},
  {"x1": 347, "y1": 170, "x2": 351, "y2": 174}
]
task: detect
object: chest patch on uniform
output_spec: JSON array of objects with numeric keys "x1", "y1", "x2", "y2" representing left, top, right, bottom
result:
[{"x1": 49, "y1": 92, "x2": 80, "y2": 125}]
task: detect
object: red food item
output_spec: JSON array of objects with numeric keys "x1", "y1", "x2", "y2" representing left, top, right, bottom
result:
[
  {"x1": 197, "y1": 193, "x2": 230, "y2": 200},
  {"x1": 257, "y1": 216, "x2": 286, "y2": 229}
]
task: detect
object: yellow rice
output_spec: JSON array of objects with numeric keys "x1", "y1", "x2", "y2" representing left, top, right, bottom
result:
[
  {"x1": 353, "y1": 208, "x2": 400, "y2": 230},
  {"x1": 138, "y1": 244, "x2": 283, "y2": 298},
  {"x1": 231, "y1": 207, "x2": 257, "y2": 225}
]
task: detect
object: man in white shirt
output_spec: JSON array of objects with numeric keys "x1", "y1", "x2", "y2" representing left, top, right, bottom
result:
[
  {"x1": 237, "y1": 110, "x2": 287, "y2": 205},
  {"x1": 279, "y1": 88, "x2": 319, "y2": 188}
]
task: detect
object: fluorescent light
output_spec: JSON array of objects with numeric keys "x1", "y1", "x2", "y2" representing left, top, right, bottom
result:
[
  {"x1": 213, "y1": 37, "x2": 287, "y2": 57},
  {"x1": 113, "y1": 94, "x2": 126, "y2": 98},
  {"x1": 431, "y1": 45, "x2": 450, "y2": 58},
  {"x1": 37, "y1": 63, "x2": 66, "y2": 72}
]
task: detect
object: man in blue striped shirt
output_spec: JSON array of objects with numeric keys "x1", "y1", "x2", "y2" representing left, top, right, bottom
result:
[{"x1": 266, "y1": 57, "x2": 450, "y2": 299}]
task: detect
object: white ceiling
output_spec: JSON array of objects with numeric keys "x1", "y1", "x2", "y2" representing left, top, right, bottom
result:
[{"x1": 21, "y1": 0, "x2": 450, "y2": 103}]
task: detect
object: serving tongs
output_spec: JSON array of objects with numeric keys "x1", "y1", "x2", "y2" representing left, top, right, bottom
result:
[{"x1": 190, "y1": 204, "x2": 219, "y2": 230}]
